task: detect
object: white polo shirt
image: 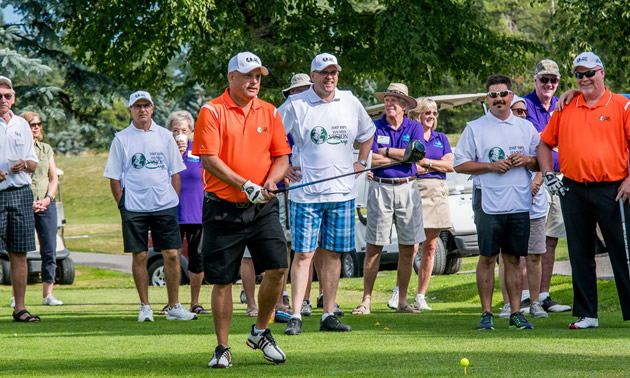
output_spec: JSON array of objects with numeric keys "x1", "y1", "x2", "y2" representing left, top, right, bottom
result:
[
  {"x1": 454, "y1": 111, "x2": 540, "y2": 214},
  {"x1": 0, "y1": 111, "x2": 38, "y2": 191},
  {"x1": 104, "y1": 121, "x2": 185, "y2": 212},
  {"x1": 279, "y1": 87, "x2": 375, "y2": 203}
]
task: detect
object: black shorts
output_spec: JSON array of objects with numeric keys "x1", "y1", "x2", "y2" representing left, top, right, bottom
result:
[
  {"x1": 473, "y1": 189, "x2": 529, "y2": 257},
  {"x1": 202, "y1": 192, "x2": 288, "y2": 285},
  {"x1": 119, "y1": 197, "x2": 182, "y2": 253},
  {"x1": 180, "y1": 224, "x2": 203, "y2": 274}
]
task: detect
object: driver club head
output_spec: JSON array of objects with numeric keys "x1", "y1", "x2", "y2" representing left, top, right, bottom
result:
[{"x1": 402, "y1": 139, "x2": 425, "y2": 163}]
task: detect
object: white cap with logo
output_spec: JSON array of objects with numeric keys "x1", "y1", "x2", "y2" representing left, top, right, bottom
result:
[
  {"x1": 311, "y1": 53, "x2": 342, "y2": 73},
  {"x1": 0, "y1": 76, "x2": 13, "y2": 89},
  {"x1": 572, "y1": 52, "x2": 604, "y2": 73},
  {"x1": 228, "y1": 52, "x2": 269, "y2": 75},
  {"x1": 129, "y1": 91, "x2": 154, "y2": 107}
]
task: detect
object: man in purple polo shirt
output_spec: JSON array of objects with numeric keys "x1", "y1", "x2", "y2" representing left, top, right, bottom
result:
[
  {"x1": 522, "y1": 59, "x2": 572, "y2": 313},
  {"x1": 351, "y1": 83, "x2": 425, "y2": 315}
]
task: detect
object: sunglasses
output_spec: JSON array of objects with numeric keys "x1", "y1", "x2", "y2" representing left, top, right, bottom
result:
[
  {"x1": 424, "y1": 111, "x2": 439, "y2": 117},
  {"x1": 317, "y1": 70, "x2": 338, "y2": 77},
  {"x1": 30, "y1": 122, "x2": 42, "y2": 127},
  {"x1": 0, "y1": 93, "x2": 13, "y2": 100},
  {"x1": 511, "y1": 108, "x2": 528, "y2": 116},
  {"x1": 487, "y1": 90, "x2": 512, "y2": 98},
  {"x1": 575, "y1": 69, "x2": 602, "y2": 79},
  {"x1": 538, "y1": 77, "x2": 558, "y2": 84}
]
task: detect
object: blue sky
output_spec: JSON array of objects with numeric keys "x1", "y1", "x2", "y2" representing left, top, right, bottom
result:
[{"x1": 2, "y1": 5, "x2": 21, "y2": 24}]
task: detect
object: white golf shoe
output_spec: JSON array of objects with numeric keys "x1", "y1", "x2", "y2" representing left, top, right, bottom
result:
[{"x1": 166, "y1": 303, "x2": 198, "y2": 320}]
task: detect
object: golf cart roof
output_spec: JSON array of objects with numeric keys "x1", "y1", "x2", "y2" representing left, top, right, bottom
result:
[{"x1": 365, "y1": 93, "x2": 487, "y2": 120}]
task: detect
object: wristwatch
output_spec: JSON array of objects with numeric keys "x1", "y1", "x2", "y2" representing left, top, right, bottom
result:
[
  {"x1": 357, "y1": 159, "x2": 367, "y2": 167},
  {"x1": 45, "y1": 195, "x2": 54, "y2": 201}
]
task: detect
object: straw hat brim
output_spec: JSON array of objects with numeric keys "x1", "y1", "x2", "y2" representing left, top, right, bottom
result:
[{"x1": 374, "y1": 92, "x2": 417, "y2": 110}]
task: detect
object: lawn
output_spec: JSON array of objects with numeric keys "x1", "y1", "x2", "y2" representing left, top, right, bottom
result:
[{"x1": 1, "y1": 267, "x2": 627, "y2": 376}]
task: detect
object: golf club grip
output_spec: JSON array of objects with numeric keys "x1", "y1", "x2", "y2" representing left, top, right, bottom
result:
[{"x1": 270, "y1": 161, "x2": 405, "y2": 194}]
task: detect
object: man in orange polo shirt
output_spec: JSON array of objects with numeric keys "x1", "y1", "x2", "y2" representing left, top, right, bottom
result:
[
  {"x1": 192, "y1": 51, "x2": 291, "y2": 368},
  {"x1": 538, "y1": 51, "x2": 630, "y2": 329}
]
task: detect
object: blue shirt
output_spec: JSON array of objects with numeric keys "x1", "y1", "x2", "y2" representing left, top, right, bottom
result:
[
  {"x1": 178, "y1": 141, "x2": 203, "y2": 224},
  {"x1": 418, "y1": 129, "x2": 452, "y2": 180},
  {"x1": 371, "y1": 115, "x2": 424, "y2": 178},
  {"x1": 524, "y1": 90, "x2": 560, "y2": 172}
]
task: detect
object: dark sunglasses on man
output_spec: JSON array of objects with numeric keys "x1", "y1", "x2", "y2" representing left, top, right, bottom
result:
[
  {"x1": 538, "y1": 77, "x2": 558, "y2": 84},
  {"x1": 487, "y1": 90, "x2": 512, "y2": 98},
  {"x1": 575, "y1": 69, "x2": 602, "y2": 79}
]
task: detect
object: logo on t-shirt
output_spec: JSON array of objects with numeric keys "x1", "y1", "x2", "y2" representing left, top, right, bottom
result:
[
  {"x1": 599, "y1": 116, "x2": 611, "y2": 122},
  {"x1": 488, "y1": 147, "x2": 505, "y2": 162},
  {"x1": 433, "y1": 140, "x2": 443, "y2": 148},
  {"x1": 311, "y1": 127, "x2": 328, "y2": 144},
  {"x1": 402, "y1": 133, "x2": 411, "y2": 142},
  {"x1": 131, "y1": 153, "x2": 146, "y2": 169}
]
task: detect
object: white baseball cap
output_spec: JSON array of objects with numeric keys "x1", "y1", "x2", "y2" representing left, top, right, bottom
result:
[
  {"x1": 227, "y1": 52, "x2": 269, "y2": 75},
  {"x1": 510, "y1": 95, "x2": 526, "y2": 107},
  {"x1": 311, "y1": 53, "x2": 342, "y2": 73},
  {"x1": 128, "y1": 91, "x2": 154, "y2": 107},
  {"x1": 0, "y1": 76, "x2": 13, "y2": 89},
  {"x1": 572, "y1": 52, "x2": 604, "y2": 73}
]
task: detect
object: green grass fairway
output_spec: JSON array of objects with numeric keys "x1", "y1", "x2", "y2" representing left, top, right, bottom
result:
[{"x1": 0, "y1": 268, "x2": 627, "y2": 376}]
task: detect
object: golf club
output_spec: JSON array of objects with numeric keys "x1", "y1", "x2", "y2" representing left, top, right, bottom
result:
[
  {"x1": 272, "y1": 139, "x2": 425, "y2": 194},
  {"x1": 619, "y1": 198, "x2": 630, "y2": 275}
]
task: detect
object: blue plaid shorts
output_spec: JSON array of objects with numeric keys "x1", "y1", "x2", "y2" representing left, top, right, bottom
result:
[
  {"x1": 289, "y1": 199, "x2": 355, "y2": 253},
  {"x1": 0, "y1": 185, "x2": 36, "y2": 252}
]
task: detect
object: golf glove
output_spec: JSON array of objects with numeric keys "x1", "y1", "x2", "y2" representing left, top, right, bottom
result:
[
  {"x1": 544, "y1": 171, "x2": 569, "y2": 197},
  {"x1": 242, "y1": 180, "x2": 265, "y2": 204}
]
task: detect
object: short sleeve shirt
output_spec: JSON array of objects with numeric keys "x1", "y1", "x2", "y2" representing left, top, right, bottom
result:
[
  {"x1": 32, "y1": 141, "x2": 54, "y2": 201},
  {"x1": 371, "y1": 115, "x2": 423, "y2": 178},
  {"x1": 0, "y1": 111, "x2": 38, "y2": 190},
  {"x1": 192, "y1": 89, "x2": 291, "y2": 203},
  {"x1": 540, "y1": 88, "x2": 630, "y2": 182},
  {"x1": 418, "y1": 129, "x2": 452, "y2": 180},
  {"x1": 524, "y1": 90, "x2": 560, "y2": 172},
  {"x1": 178, "y1": 141, "x2": 203, "y2": 224}
]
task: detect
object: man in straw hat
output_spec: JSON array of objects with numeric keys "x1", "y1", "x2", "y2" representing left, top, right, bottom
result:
[
  {"x1": 351, "y1": 83, "x2": 425, "y2": 315},
  {"x1": 279, "y1": 52, "x2": 374, "y2": 335}
]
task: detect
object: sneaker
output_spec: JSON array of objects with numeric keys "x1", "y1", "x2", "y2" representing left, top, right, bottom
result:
[
  {"x1": 414, "y1": 296, "x2": 432, "y2": 311},
  {"x1": 520, "y1": 298, "x2": 531, "y2": 313},
  {"x1": 300, "y1": 300, "x2": 312, "y2": 317},
  {"x1": 320, "y1": 315, "x2": 352, "y2": 332},
  {"x1": 284, "y1": 317, "x2": 302, "y2": 335},
  {"x1": 246, "y1": 326, "x2": 286, "y2": 363},
  {"x1": 208, "y1": 345, "x2": 232, "y2": 368},
  {"x1": 166, "y1": 303, "x2": 198, "y2": 321},
  {"x1": 333, "y1": 303, "x2": 344, "y2": 317},
  {"x1": 529, "y1": 301, "x2": 549, "y2": 318},
  {"x1": 569, "y1": 317, "x2": 598, "y2": 329},
  {"x1": 42, "y1": 294, "x2": 63, "y2": 306},
  {"x1": 477, "y1": 311, "x2": 494, "y2": 330},
  {"x1": 275, "y1": 310, "x2": 291, "y2": 323},
  {"x1": 240, "y1": 290, "x2": 247, "y2": 304},
  {"x1": 317, "y1": 294, "x2": 323, "y2": 308},
  {"x1": 542, "y1": 296, "x2": 571, "y2": 313},
  {"x1": 499, "y1": 303, "x2": 511, "y2": 319},
  {"x1": 387, "y1": 290, "x2": 399, "y2": 310},
  {"x1": 509, "y1": 311, "x2": 534, "y2": 330},
  {"x1": 138, "y1": 304, "x2": 154, "y2": 322},
  {"x1": 10, "y1": 296, "x2": 15, "y2": 308},
  {"x1": 283, "y1": 294, "x2": 290, "y2": 310}
]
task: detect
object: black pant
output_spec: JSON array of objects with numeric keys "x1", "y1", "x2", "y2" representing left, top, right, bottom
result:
[{"x1": 561, "y1": 178, "x2": 630, "y2": 320}]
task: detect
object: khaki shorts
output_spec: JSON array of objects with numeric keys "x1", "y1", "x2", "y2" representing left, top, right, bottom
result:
[
  {"x1": 528, "y1": 216, "x2": 547, "y2": 254},
  {"x1": 418, "y1": 178, "x2": 451, "y2": 229},
  {"x1": 545, "y1": 189, "x2": 566, "y2": 238},
  {"x1": 366, "y1": 179, "x2": 425, "y2": 246}
]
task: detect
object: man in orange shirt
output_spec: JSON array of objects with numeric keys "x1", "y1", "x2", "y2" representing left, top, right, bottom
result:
[
  {"x1": 192, "y1": 51, "x2": 291, "y2": 368},
  {"x1": 538, "y1": 51, "x2": 630, "y2": 329}
]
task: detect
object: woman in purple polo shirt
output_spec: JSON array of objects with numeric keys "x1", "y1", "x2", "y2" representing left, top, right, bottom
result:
[
  {"x1": 165, "y1": 110, "x2": 208, "y2": 315},
  {"x1": 409, "y1": 98, "x2": 454, "y2": 311}
]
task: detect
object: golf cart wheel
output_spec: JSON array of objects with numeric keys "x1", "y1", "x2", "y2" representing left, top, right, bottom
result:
[
  {"x1": 148, "y1": 259, "x2": 166, "y2": 287},
  {"x1": 443, "y1": 255, "x2": 462, "y2": 275},
  {"x1": 341, "y1": 251, "x2": 360, "y2": 278},
  {"x1": 0, "y1": 258, "x2": 11, "y2": 285},
  {"x1": 413, "y1": 238, "x2": 447, "y2": 275},
  {"x1": 56, "y1": 257, "x2": 75, "y2": 285}
]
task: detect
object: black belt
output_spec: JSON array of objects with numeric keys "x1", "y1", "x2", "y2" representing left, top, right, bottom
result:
[
  {"x1": 1, "y1": 185, "x2": 26, "y2": 192},
  {"x1": 564, "y1": 178, "x2": 622, "y2": 187},
  {"x1": 205, "y1": 191, "x2": 250, "y2": 208},
  {"x1": 372, "y1": 176, "x2": 415, "y2": 185}
]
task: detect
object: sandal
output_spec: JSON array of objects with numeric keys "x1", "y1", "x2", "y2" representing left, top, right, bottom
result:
[
  {"x1": 396, "y1": 303, "x2": 420, "y2": 314},
  {"x1": 13, "y1": 309, "x2": 41, "y2": 322},
  {"x1": 191, "y1": 304, "x2": 209, "y2": 314},
  {"x1": 158, "y1": 305, "x2": 169, "y2": 315},
  {"x1": 351, "y1": 304, "x2": 371, "y2": 315},
  {"x1": 246, "y1": 307, "x2": 258, "y2": 317}
]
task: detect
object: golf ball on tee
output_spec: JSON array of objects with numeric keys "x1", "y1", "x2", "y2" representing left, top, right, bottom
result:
[{"x1": 460, "y1": 358, "x2": 469, "y2": 367}]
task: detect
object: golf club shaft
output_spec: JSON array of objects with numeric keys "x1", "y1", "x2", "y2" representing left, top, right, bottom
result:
[
  {"x1": 619, "y1": 198, "x2": 630, "y2": 274},
  {"x1": 271, "y1": 160, "x2": 408, "y2": 194}
]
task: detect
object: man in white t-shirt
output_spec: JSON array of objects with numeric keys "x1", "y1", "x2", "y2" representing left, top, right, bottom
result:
[
  {"x1": 279, "y1": 53, "x2": 375, "y2": 335},
  {"x1": 454, "y1": 75, "x2": 540, "y2": 331},
  {"x1": 0, "y1": 76, "x2": 39, "y2": 322},
  {"x1": 104, "y1": 91, "x2": 196, "y2": 322}
]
